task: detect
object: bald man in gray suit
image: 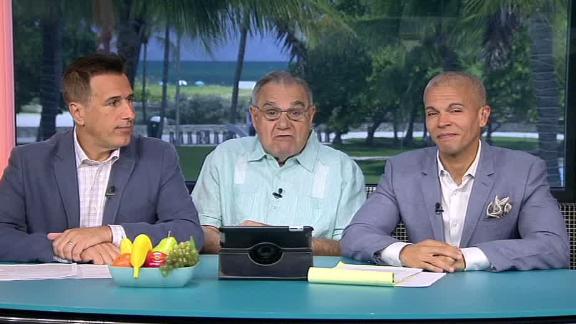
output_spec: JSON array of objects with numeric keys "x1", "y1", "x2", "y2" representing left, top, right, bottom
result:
[{"x1": 341, "y1": 71, "x2": 569, "y2": 272}]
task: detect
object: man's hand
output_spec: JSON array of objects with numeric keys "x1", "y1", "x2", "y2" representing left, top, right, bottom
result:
[
  {"x1": 202, "y1": 221, "x2": 269, "y2": 254},
  {"x1": 48, "y1": 226, "x2": 112, "y2": 262},
  {"x1": 399, "y1": 239, "x2": 464, "y2": 272},
  {"x1": 80, "y1": 243, "x2": 120, "y2": 265},
  {"x1": 239, "y1": 220, "x2": 268, "y2": 226},
  {"x1": 201, "y1": 225, "x2": 221, "y2": 254},
  {"x1": 434, "y1": 255, "x2": 466, "y2": 272}
]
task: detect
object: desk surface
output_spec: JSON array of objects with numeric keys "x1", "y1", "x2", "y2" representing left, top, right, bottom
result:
[{"x1": 0, "y1": 255, "x2": 575, "y2": 321}]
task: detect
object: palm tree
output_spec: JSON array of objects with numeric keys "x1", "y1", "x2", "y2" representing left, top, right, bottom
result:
[
  {"x1": 464, "y1": 0, "x2": 567, "y2": 186},
  {"x1": 140, "y1": 27, "x2": 150, "y2": 125},
  {"x1": 37, "y1": 0, "x2": 63, "y2": 141},
  {"x1": 116, "y1": 0, "x2": 148, "y2": 86},
  {"x1": 229, "y1": 14, "x2": 249, "y2": 124},
  {"x1": 343, "y1": 0, "x2": 464, "y2": 146},
  {"x1": 92, "y1": 0, "x2": 116, "y2": 52},
  {"x1": 111, "y1": 0, "x2": 231, "y2": 140},
  {"x1": 174, "y1": 31, "x2": 183, "y2": 145},
  {"x1": 159, "y1": 19, "x2": 171, "y2": 139},
  {"x1": 116, "y1": 0, "x2": 229, "y2": 85},
  {"x1": 226, "y1": 0, "x2": 332, "y2": 123},
  {"x1": 527, "y1": 3, "x2": 563, "y2": 186},
  {"x1": 17, "y1": 0, "x2": 109, "y2": 141},
  {"x1": 300, "y1": 16, "x2": 372, "y2": 144}
]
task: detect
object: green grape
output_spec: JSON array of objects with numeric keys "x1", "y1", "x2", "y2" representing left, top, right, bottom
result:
[{"x1": 160, "y1": 238, "x2": 199, "y2": 276}]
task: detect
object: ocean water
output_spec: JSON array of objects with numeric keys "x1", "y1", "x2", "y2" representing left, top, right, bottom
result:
[{"x1": 135, "y1": 61, "x2": 289, "y2": 86}]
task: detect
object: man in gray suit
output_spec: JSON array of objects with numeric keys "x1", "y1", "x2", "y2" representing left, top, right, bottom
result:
[
  {"x1": 0, "y1": 53, "x2": 203, "y2": 264},
  {"x1": 341, "y1": 71, "x2": 569, "y2": 272}
]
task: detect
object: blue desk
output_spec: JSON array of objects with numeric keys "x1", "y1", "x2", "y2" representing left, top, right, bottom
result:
[{"x1": 0, "y1": 255, "x2": 575, "y2": 322}]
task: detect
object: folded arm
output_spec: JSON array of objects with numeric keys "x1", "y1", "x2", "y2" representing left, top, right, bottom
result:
[
  {"x1": 121, "y1": 144, "x2": 204, "y2": 249},
  {"x1": 0, "y1": 148, "x2": 56, "y2": 262},
  {"x1": 341, "y1": 161, "x2": 402, "y2": 262}
]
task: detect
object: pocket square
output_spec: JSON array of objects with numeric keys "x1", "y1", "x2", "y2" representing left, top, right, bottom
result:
[{"x1": 486, "y1": 196, "x2": 512, "y2": 218}]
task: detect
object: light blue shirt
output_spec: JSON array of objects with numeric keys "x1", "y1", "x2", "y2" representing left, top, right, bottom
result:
[{"x1": 192, "y1": 132, "x2": 365, "y2": 240}]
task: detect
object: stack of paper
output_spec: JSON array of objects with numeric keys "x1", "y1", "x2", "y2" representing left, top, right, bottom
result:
[
  {"x1": 308, "y1": 262, "x2": 445, "y2": 287},
  {"x1": 0, "y1": 263, "x2": 111, "y2": 281}
]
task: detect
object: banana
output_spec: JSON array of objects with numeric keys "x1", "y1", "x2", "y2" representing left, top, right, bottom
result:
[
  {"x1": 120, "y1": 238, "x2": 133, "y2": 255},
  {"x1": 130, "y1": 234, "x2": 153, "y2": 279}
]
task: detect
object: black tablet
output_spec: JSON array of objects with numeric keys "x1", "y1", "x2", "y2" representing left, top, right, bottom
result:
[
  {"x1": 219, "y1": 226, "x2": 313, "y2": 249},
  {"x1": 218, "y1": 226, "x2": 314, "y2": 279}
]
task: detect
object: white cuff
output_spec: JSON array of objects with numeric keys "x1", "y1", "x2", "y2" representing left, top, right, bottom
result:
[
  {"x1": 108, "y1": 225, "x2": 127, "y2": 247},
  {"x1": 379, "y1": 242, "x2": 410, "y2": 266},
  {"x1": 52, "y1": 255, "x2": 71, "y2": 263},
  {"x1": 461, "y1": 247, "x2": 490, "y2": 271}
]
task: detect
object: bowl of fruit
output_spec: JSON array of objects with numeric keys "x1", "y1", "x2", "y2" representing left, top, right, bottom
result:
[{"x1": 109, "y1": 233, "x2": 199, "y2": 288}]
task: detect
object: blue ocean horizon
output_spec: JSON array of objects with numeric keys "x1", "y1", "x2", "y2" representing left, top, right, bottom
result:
[{"x1": 135, "y1": 61, "x2": 289, "y2": 86}]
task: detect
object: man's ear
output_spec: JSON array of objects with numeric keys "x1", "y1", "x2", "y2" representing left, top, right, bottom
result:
[
  {"x1": 479, "y1": 105, "x2": 491, "y2": 127},
  {"x1": 249, "y1": 105, "x2": 260, "y2": 133},
  {"x1": 308, "y1": 105, "x2": 317, "y2": 121},
  {"x1": 249, "y1": 105, "x2": 258, "y2": 121},
  {"x1": 69, "y1": 102, "x2": 85, "y2": 126}
]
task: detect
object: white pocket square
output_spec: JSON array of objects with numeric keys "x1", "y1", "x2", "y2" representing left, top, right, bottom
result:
[{"x1": 486, "y1": 196, "x2": 512, "y2": 218}]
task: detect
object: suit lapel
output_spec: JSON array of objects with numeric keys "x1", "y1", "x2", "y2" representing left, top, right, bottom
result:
[
  {"x1": 102, "y1": 137, "x2": 137, "y2": 225},
  {"x1": 420, "y1": 148, "x2": 444, "y2": 241},
  {"x1": 460, "y1": 142, "x2": 495, "y2": 247},
  {"x1": 53, "y1": 131, "x2": 80, "y2": 228}
]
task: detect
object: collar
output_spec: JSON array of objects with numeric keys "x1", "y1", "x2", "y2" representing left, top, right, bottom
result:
[
  {"x1": 247, "y1": 130, "x2": 319, "y2": 172},
  {"x1": 437, "y1": 140, "x2": 482, "y2": 180},
  {"x1": 74, "y1": 128, "x2": 120, "y2": 167}
]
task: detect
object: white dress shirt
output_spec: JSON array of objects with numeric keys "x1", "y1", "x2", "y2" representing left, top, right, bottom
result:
[
  {"x1": 381, "y1": 141, "x2": 490, "y2": 270},
  {"x1": 74, "y1": 129, "x2": 126, "y2": 246}
]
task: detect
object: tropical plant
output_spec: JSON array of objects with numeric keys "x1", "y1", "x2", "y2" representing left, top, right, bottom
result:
[
  {"x1": 464, "y1": 0, "x2": 568, "y2": 186},
  {"x1": 297, "y1": 16, "x2": 372, "y2": 144},
  {"x1": 361, "y1": 46, "x2": 408, "y2": 145},
  {"x1": 225, "y1": 0, "x2": 337, "y2": 123},
  {"x1": 115, "y1": 0, "x2": 229, "y2": 84}
]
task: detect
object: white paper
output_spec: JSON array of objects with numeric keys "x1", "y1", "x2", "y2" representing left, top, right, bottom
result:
[
  {"x1": 336, "y1": 262, "x2": 445, "y2": 287},
  {"x1": 77, "y1": 264, "x2": 112, "y2": 279},
  {"x1": 395, "y1": 272, "x2": 446, "y2": 287},
  {"x1": 0, "y1": 263, "x2": 111, "y2": 281}
]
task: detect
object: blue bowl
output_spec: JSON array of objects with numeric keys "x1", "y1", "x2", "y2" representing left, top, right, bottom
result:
[{"x1": 109, "y1": 265, "x2": 197, "y2": 288}]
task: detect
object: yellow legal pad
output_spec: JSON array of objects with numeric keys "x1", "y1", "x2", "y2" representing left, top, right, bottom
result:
[
  {"x1": 306, "y1": 262, "x2": 446, "y2": 287},
  {"x1": 307, "y1": 267, "x2": 394, "y2": 286}
]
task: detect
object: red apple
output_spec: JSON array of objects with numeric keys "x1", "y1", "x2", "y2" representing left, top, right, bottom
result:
[{"x1": 144, "y1": 251, "x2": 168, "y2": 267}]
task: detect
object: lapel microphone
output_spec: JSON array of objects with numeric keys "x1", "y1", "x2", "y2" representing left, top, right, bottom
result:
[
  {"x1": 435, "y1": 202, "x2": 444, "y2": 215},
  {"x1": 105, "y1": 185, "x2": 116, "y2": 198},
  {"x1": 272, "y1": 188, "x2": 283, "y2": 199}
]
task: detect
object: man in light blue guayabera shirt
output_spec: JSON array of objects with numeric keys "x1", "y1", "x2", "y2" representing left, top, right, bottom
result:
[{"x1": 192, "y1": 71, "x2": 365, "y2": 255}]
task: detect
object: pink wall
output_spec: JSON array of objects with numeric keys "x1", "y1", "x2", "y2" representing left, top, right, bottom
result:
[{"x1": 0, "y1": 0, "x2": 15, "y2": 176}]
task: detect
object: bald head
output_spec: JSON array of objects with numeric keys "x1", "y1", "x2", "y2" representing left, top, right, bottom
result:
[
  {"x1": 423, "y1": 71, "x2": 487, "y2": 107},
  {"x1": 423, "y1": 71, "x2": 491, "y2": 164}
]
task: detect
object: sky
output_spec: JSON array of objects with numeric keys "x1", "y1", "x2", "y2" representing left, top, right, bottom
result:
[{"x1": 142, "y1": 31, "x2": 291, "y2": 62}]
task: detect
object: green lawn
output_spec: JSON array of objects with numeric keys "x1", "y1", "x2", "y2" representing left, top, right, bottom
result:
[
  {"x1": 176, "y1": 146, "x2": 216, "y2": 180},
  {"x1": 177, "y1": 136, "x2": 540, "y2": 185}
]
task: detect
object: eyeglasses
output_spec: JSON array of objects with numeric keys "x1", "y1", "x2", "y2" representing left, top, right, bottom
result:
[{"x1": 252, "y1": 104, "x2": 310, "y2": 121}]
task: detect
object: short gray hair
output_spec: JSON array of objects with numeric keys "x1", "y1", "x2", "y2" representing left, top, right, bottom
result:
[
  {"x1": 251, "y1": 71, "x2": 313, "y2": 105},
  {"x1": 423, "y1": 71, "x2": 487, "y2": 106}
]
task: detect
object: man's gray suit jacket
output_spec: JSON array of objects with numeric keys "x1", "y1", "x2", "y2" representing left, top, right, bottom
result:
[
  {"x1": 0, "y1": 130, "x2": 204, "y2": 262},
  {"x1": 341, "y1": 143, "x2": 569, "y2": 271}
]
